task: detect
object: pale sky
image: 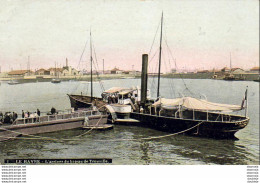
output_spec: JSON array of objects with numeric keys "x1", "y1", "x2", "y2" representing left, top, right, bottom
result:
[{"x1": 0, "y1": 0, "x2": 259, "y2": 73}]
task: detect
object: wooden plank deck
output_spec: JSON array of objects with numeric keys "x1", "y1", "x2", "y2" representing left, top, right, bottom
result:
[{"x1": 82, "y1": 124, "x2": 113, "y2": 130}]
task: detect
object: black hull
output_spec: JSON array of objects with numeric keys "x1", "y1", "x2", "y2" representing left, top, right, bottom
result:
[
  {"x1": 223, "y1": 78, "x2": 236, "y2": 81},
  {"x1": 67, "y1": 94, "x2": 106, "y2": 111},
  {"x1": 68, "y1": 94, "x2": 93, "y2": 109},
  {"x1": 130, "y1": 112, "x2": 249, "y2": 139},
  {"x1": 51, "y1": 81, "x2": 61, "y2": 83}
]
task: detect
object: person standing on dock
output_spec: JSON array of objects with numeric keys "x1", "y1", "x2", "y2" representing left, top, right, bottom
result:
[
  {"x1": 0, "y1": 112, "x2": 3, "y2": 122},
  {"x1": 51, "y1": 107, "x2": 56, "y2": 115},
  {"x1": 25, "y1": 111, "x2": 29, "y2": 123},
  {"x1": 13, "y1": 112, "x2": 18, "y2": 121},
  {"x1": 33, "y1": 112, "x2": 38, "y2": 122},
  {"x1": 22, "y1": 110, "x2": 25, "y2": 118},
  {"x1": 37, "y1": 109, "x2": 40, "y2": 116}
]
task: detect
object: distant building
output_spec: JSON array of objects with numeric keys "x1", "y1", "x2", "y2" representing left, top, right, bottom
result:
[
  {"x1": 35, "y1": 68, "x2": 50, "y2": 75},
  {"x1": 111, "y1": 67, "x2": 123, "y2": 74},
  {"x1": 250, "y1": 67, "x2": 260, "y2": 73},
  {"x1": 61, "y1": 58, "x2": 80, "y2": 76},
  {"x1": 8, "y1": 70, "x2": 34, "y2": 77},
  {"x1": 231, "y1": 68, "x2": 246, "y2": 74},
  {"x1": 171, "y1": 68, "x2": 177, "y2": 73},
  {"x1": 62, "y1": 66, "x2": 79, "y2": 76},
  {"x1": 48, "y1": 68, "x2": 63, "y2": 76},
  {"x1": 221, "y1": 67, "x2": 231, "y2": 73}
]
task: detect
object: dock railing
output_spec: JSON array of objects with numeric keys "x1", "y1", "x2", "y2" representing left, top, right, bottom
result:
[{"x1": 13, "y1": 109, "x2": 101, "y2": 125}]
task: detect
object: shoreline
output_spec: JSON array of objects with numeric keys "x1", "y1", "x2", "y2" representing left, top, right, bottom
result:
[{"x1": 0, "y1": 73, "x2": 259, "y2": 83}]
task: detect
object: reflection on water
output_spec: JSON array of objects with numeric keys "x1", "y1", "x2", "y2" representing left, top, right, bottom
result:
[
  {"x1": 140, "y1": 142, "x2": 151, "y2": 164},
  {"x1": 0, "y1": 125, "x2": 257, "y2": 165},
  {"x1": 0, "y1": 79, "x2": 259, "y2": 165}
]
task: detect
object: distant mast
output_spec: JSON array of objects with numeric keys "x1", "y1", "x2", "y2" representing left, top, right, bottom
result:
[
  {"x1": 230, "y1": 52, "x2": 232, "y2": 71},
  {"x1": 103, "y1": 59, "x2": 104, "y2": 74},
  {"x1": 157, "y1": 12, "x2": 163, "y2": 98},
  {"x1": 27, "y1": 56, "x2": 30, "y2": 76},
  {"x1": 90, "y1": 31, "x2": 93, "y2": 102}
]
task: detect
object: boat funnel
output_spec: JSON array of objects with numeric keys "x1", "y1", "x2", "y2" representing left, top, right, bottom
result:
[{"x1": 141, "y1": 54, "x2": 148, "y2": 107}]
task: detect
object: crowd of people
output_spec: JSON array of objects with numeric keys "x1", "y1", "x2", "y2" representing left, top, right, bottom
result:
[
  {"x1": 0, "y1": 109, "x2": 41, "y2": 125},
  {"x1": 0, "y1": 111, "x2": 18, "y2": 124},
  {"x1": 21, "y1": 109, "x2": 41, "y2": 119},
  {"x1": 0, "y1": 107, "x2": 59, "y2": 125}
]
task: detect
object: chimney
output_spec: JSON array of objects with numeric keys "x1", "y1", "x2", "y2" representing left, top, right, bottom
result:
[
  {"x1": 66, "y1": 58, "x2": 68, "y2": 67},
  {"x1": 141, "y1": 54, "x2": 148, "y2": 107}
]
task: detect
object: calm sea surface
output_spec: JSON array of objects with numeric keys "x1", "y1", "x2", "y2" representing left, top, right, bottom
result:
[{"x1": 0, "y1": 78, "x2": 259, "y2": 165}]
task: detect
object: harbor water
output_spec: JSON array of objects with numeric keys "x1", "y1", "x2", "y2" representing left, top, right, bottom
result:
[{"x1": 0, "y1": 78, "x2": 259, "y2": 165}]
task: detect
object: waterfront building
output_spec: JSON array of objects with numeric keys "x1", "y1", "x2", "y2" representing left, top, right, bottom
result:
[
  {"x1": 35, "y1": 68, "x2": 50, "y2": 75},
  {"x1": 62, "y1": 66, "x2": 79, "y2": 76},
  {"x1": 48, "y1": 68, "x2": 63, "y2": 76},
  {"x1": 111, "y1": 67, "x2": 123, "y2": 74},
  {"x1": 8, "y1": 70, "x2": 34, "y2": 77},
  {"x1": 221, "y1": 67, "x2": 231, "y2": 73},
  {"x1": 231, "y1": 68, "x2": 246, "y2": 74}
]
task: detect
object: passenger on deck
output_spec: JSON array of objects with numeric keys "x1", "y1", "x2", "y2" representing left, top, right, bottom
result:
[
  {"x1": 37, "y1": 109, "x2": 40, "y2": 116},
  {"x1": 22, "y1": 110, "x2": 25, "y2": 118},
  {"x1": 33, "y1": 112, "x2": 38, "y2": 122},
  {"x1": 111, "y1": 95, "x2": 116, "y2": 103},
  {"x1": 51, "y1": 107, "x2": 56, "y2": 115},
  {"x1": 108, "y1": 96, "x2": 112, "y2": 104},
  {"x1": 29, "y1": 113, "x2": 35, "y2": 123},
  {"x1": 0, "y1": 112, "x2": 3, "y2": 123},
  {"x1": 115, "y1": 95, "x2": 119, "y2": 103},
  {"x1": 13, "y1": 112, "x2": 18, "y2": 121},
  {"x1": 4, "y1": 112, "x2": 12, "y2": 124},
  {"x1": 25, "y1": 112, "x2": 29, "y2": 123},
  {"x1": 140, "y1": 107, "x2": 144, "y2": 113}
]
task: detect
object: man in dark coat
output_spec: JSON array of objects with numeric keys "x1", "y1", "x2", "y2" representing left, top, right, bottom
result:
[
  {"x1": 51, "y1": 107, "x2": 56, "y2": 115},
  {"x1": 37, "y1": 109, "x2": 40, "y2": 116},
  {"x1": 13, "y1": 112, "x2": 18, "y2": 121},
  {"x1": 0, "y1": 112, "x2": 3, "y2": 122},
  {"x1": 4, "y1": 112, "x2": 11, "y2": 124}
]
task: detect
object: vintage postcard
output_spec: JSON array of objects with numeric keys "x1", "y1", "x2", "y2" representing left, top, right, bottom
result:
[{"x1": 0, "y1": 0, "x2": 259, "y2": 182}]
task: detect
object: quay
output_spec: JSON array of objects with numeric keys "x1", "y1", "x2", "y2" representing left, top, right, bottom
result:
[{"x1": 0, "y1": 109, "x2": 108, "y2": 141}]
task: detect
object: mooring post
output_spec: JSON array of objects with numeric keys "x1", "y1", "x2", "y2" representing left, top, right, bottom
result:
[{"x1": 141, "y1": 54, "x2": 148, "y2": 108}]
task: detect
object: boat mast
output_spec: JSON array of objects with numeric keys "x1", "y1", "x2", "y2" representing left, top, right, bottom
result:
[
  {"x1": 157, "y1": 12, "x2": 163, "y2": 98},
  {"x1": 230, "y1": 52, "x2": 232, "y2": 70},
  {"x1": 103, "y1": 59, "x2": 104, "y2": 75},
  {"x1": 55, "y1": 62, "x2": 56, "y2": 77},
  {"x1": 90, "y1": 30, "x2": 93, "y2": 102}
]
